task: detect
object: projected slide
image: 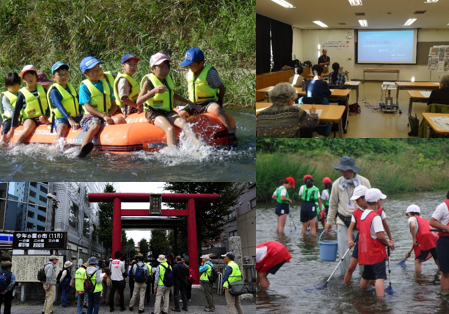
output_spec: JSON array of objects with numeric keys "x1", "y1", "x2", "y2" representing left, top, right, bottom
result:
[{"x1": 357, "y1": 30, "x2": 417, "y2": 64}]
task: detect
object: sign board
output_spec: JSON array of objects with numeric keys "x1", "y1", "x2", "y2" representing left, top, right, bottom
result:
[
  {"x1": 11, "y1": 255, "x2": 64, "y2": 282},
  {"x1": 13, "y1": 231, "x2": 68, "y2": 250},
  {"x1": 149, "y1": 194, "x2": 162, "y2": 215}
]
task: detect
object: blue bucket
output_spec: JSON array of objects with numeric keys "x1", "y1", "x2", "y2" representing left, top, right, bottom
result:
[{"x1": 318, "y1": 230, "x2": 338, "y2": 262}]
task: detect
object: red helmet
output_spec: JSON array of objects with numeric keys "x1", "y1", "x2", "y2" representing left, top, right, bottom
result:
[
  {"x1": 303, "y1": 174, "x2": 313, "y2": 181},
  {"x1": 285, "y1": 177, "x2": 295, "y2": 188},
  {"x1": 322, "y1": 177, "x2": 332, "y2": 185}
]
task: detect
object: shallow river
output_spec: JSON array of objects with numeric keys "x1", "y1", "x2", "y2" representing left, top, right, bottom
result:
[
  {"x1": 0, "y1": 108, "x2": 255, "y2": 181},
  {"x1": 257, "y1": 191, "x2": 449, "y2": 314}
]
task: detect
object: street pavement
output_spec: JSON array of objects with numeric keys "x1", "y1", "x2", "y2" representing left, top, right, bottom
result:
[{"x1": 8, "y1": 283, "x2": 256, "y2": 314}]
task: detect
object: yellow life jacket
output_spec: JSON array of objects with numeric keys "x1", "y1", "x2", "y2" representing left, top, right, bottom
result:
[
  {"x1": 81, "y1": 79, "x2": 111, "y2": 114},
  {"x1": 140, "y1": 74, "x2": 174, "y2": 112},
  {"x1": 20, "y1": 84, "x2": 48, "y2": 119},
  {"x1": 157, "y1": 262, "x2": 171, "y2": 286},
  {"x1": 87, "y1": 271, "x2": 103, "y2": 293},
  {"x1": 74, "y1": 267, "x2": 87, "y2": 292},
  {"x1": 144, "y1": 262, "x2": 152, "y2": 275},
  {"x1": 222, "y1": 261, "x2": 242, "y2": 289},
  {"x1": 187, "y1": 65, "x2": 219, "y2": 103},
  {"x1": 1, "y1": 91, "x2": 18, "y2": 119},
  {"x1": 113, "y1": 73, "x2": 141, "y2": 107},
  {"x1": 103, "y1": 71, "x2": 115, "y2": 86},
  {"x1": 46, "y1": 82, "x2": 79, "y2": 119}
]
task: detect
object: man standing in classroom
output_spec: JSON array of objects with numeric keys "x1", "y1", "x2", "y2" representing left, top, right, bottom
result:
[{"x1": 318, "y1": 49, "x2": 330, "y2": 73}]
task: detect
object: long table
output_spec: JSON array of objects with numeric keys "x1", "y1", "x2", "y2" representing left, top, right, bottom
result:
[
  {"x1": 422, "y1": 113, "x2": 449, "y2": 138},
  {"x1": 256, "y1": 103, "x2": 345, "y2": 138},
  {"x1": 407, "y1": 91, "x2": 429, "y2": 117},
  {"x1": 395, "y1": 82, "x2": 439, "y2": 109},
  {"x1": 344, "y1": 81, "x2": 360, "y2": 104},
  {"x1": 363, "y1": 68, "x2": 400, "y2": 83}
]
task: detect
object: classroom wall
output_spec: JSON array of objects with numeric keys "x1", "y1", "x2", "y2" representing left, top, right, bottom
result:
[{"x1": 293, "y1": 28, "x2": 449, "y2": 82}]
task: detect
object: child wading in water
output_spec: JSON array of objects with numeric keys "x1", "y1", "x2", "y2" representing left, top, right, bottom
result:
[
  {"x1": 272, "y1": 177, "x2": 295, "y2": 233},
  {"x1": 299, "y1": 175, "x2": 322, "y2": 235}
]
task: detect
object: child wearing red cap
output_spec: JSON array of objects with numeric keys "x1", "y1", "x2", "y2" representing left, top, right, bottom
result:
[
  {"x1": 299, "y1": 175, "x2": 322, "y2": 235},
  {"x1": 321, "y1": 177, "x2": 332, "y2": 219},
  {"x1": 272, "y1": 177, "x2": 294, "y2": 233}
]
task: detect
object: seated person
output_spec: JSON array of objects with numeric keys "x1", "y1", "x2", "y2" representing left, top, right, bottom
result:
[
  {"x1": 428, "y1": 74, "x2": 449, "y2": 105},
  {"x1": 328, "y1": 62, "x2": 346, "y2": 88},
  {"x1": 289, "y1": 65, "x2": 304, "y2": 88},
  {"x1": 305, "y1": 65, "x2": 331, "y2": 100},
  {"x1": 257, "y1": 83, "x2": 319, "y2": 138}
]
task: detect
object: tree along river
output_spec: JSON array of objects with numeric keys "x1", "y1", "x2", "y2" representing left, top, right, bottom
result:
[
  {"x1": 257, "y1": 191, "x2": 449, "y2": 314},
  {"x1": 0, "y1": 108, "x2": 255, "y2": 181}
]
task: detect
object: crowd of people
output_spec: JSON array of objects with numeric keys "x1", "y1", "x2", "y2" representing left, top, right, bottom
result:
[{"x1": 0, "y1": 47, "x2": 238, "y2": 157}]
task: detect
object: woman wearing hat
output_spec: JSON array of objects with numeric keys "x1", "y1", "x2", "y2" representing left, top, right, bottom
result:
[
  {"x1": 325, "y1": 156, "x2": 371, "y2": 276},
  {"x1": 59, "y1": 261, "x2": 73, "y2": 308},
  {"x1": 272, "y1": 177, "x2": 295, "y2": 233},
  {"x1": 298, "y1": 174, "x2": 322, "y2": 235}
]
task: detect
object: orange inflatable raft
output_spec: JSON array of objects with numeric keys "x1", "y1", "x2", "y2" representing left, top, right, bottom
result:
[{"x1": 7, "y1": 111, "x2": 235, "y2": 152}]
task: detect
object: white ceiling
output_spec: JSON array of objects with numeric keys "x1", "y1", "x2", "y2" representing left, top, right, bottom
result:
[{"x1": 256, "y1": 0, "x2": 449, "y2": 29}]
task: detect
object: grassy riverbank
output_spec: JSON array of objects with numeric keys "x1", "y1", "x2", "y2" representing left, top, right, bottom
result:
[
  {"x1": 0, "y1": 0, "x2": 255, "y2": 107},
  {"x1": 256, "y1": 139, "x2": 449, "y2": 202}
]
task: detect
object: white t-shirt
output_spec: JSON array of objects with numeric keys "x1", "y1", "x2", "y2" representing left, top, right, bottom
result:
[
  {"x1": 351, "y1": 207, "x2": 386, "y2": 223},
  {"x1": 110, "y1": 259, "x2": 125, "y2": 281},
  {"x1": 298, "y1": 185, "x2": 320, "y2": 198},
  {"x1": 256, "y1": 246, "x2": 267, "y2": 264},
  {"x1": 361, "y1": 210, "x2": 384, "y2": 240},
  {"x1": 431, "y1": 202, "x2": 449, "y2": 225},
  {"x1": 408, "y1": 216, "x2": 419, "y2": 234},
  {"x1": 273, "y1": 186, "x2": 287, "y2": 197},
  {"x1": 321, "y1": 189, "x2": 330, "y2": 202}
]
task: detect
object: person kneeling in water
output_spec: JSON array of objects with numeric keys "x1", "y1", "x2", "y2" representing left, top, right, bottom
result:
[{"x1": 256, "y1": 241, "x2": 291, "y2": 289}]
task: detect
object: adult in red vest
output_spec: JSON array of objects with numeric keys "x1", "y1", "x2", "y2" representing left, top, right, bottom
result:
[
  {"x1": 430, "y1": 192, "x2": 449, "y2": 293},
  {"x1": 405, "y1": 204, "x2": 439, "y2": 272},
  {"x1": 256, "y1": 241, "x2": 291, "y2": 289},
  {"x1": 359, "y1": 188, "x2": 393, "y2": 298}
]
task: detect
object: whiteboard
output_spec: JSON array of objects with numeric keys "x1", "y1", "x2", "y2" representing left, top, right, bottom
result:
[{"x1": 11, "y1": 255, "x2": 64, "y2": 283}]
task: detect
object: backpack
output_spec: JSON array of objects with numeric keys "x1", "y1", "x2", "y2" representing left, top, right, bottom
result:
[
  {"x1": 208, "y1": 266, "x2": 219, "y2": 284},
  {"x1": 160, "y1": 264, "x2": 175, "y2": 287},
  {"x1": 56, "y1": 270, "x2": 63, "y2": 285},
  {"x1": 0, "y1": 270, "x2": 11, "y2": 292},
  {"x1": 188, "y1": 267, "x2": 196, "y2": 283},
  {"x1": 134, "y1": 264, "x2": 146, "y2": 283},
  {"x1": 37, "y1": 264, "x2": 49, "y2": 282},
  {"x1": 84, "y1": 272, "x2": 96, "y2": 294}
]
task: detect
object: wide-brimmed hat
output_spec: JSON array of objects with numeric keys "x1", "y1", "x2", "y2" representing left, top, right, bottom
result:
[
  {"x1": 64, "y1": 261, "x2": 73, "y2": 268},
  {"x1": 37, "y1": 72, "x2": 53, "y2": 86},
  {"x1": 406, "y1": 204, "x2": 420, "y2": 215},
  {"x1": 88, "y1": 256, "x2": 99, "y2": 265},
  {"x1": 157, "y1": 254, "x2": 167, "y2": 263},
  {"x1": 49, "y1": 255, "x2": 59, "y2": 261},
  {"x1": 350, "y1": 185, "x2": 369, "y2": 201},
  {"x1": 200, "y1": 254, "x2": 210, "y2": 260},
  {"x1": 333, "y1": 157, "x2": 361, "y2": 173}
]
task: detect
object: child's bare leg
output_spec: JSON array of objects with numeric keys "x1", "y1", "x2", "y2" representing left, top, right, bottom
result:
[
  {"x1": 434, "y1": 258, "x2": 440, "y2": 271},
  {"x1": 441, "y1": 272, "x2": 449, "y2": 291},
  {"x1": 344, "y1": 257, "x2": 358, "y2": 283},
  {"x1": 310, "y1": 217, "x2": 317, "y2": 235},
  {"x1": 154, "y1": 116, "x2": 176, "y2": 148},
  {"x1": 207, "y1": 103, "x2": 233, "y2": 133},
  {"x1": 301, "y1": 221, "x2": 308, "y2": 234},
  {"x1": 82, "y1": 123, "x2": 101, "y2": 147},
  {"x1": 172, "y1": 115, "x2": 198, "y2": 145},
  {"x1": 16, "y1": 119, "x2": 37, "y2": 143},
  {"x1": 360, "y1": 278, "x2": 369, "y2": 290},
  {"x1": 374, "y1": 279, "x2": 385, "y2": 298},
  {"x1": 276, "y1": 215, "x2": 280, "y2": 233},
  {"x1": 257, "y1": 272, "x2": 270, "y2": 289},
  {"x1": 111, "y1": 115, "x2": 126, "y2": 124},
  {"x1": 278, "y1": 214, "x2": 287, "y2": 233},
  {"x1": 415, "y1": 258, "x2": 423, "y2": 273},
  {"x1": 57, "y1": 123, "x2": 69, "y2": 140}
]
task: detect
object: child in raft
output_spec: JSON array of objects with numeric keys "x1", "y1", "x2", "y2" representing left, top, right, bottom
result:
[
  {"x1": 78, "y1": 56, "x2": 126, "y2": 158},
  {"x1": 345, "y1": 186, "x2": 395, "y2": 283},
  {"x1": 272, "y1": 177, "x2": 295, "y2": 233},
  {"x1": 358, "y1": 188, "x2": 393, "y2": 299},
  {"x1": 1, "y1": 73, "x2": 21, "y2": 144},
  {"x1": 47, "y1": 62, "x2": 82, "y2": 141},
  {"x1": 7, "y1": 65, "x2": 51, "y2": 144},
  {"x1": 299, "y1": 175, "x2": 322, "y2": 235},
  {"x1": 136, "y1": 53, "x2": 199, "y2": 148},
  {"x1": 113, "y1": 54, "x2": 142, "y2": 116},
  {"x1": 405, "y1": 204, "x2": 439, "y2": 272},
  {"x1": 256, "y1": 241, "x2": 292, "y2": 289}
]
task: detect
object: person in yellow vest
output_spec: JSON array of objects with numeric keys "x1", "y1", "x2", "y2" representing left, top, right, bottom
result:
[
  {"x1": 86, "y1": 256, "x2": 103, "y2": 314},
  {"x1": 114, "y1": 54, "x2": 143, "y2": 116},
  {"x1": 221, "y1": 252, "x2": 244, "y2": 314},
  {"x1": 7, "y1": 65, "x2": 51, "y2": 144},
  {"x1": 152, "y1": 254, "x2": 172, "y2": 314},
  {"x1": 178, "y1": 47, "x2": 238, "y2": 148},
  {"x1": 78, "y1": 56, "x2": 126, "y2": 158},
  {"x1": 47, "y1": 61, "x2": 83, "y2": 142},
  {"x1": 199, "y1": 254, "x2": 215, "y2": 312},
  {"x1": 75, "y1": 262, "x2": 87, "y2": 314},
  {"x1": 136, "y1": 53, "x2": 200, "y2": 149},
  {"x1": 1, "y1": 72, "x2": 21, "y2": 144}
]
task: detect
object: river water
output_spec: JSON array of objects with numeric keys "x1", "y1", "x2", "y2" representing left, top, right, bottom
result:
[
  {"x1": 257, "y1": 191, "x2": 449, "y2": 314},
  {"x1": 0, "y1": 108, "x2": 255, "y2": 181}
]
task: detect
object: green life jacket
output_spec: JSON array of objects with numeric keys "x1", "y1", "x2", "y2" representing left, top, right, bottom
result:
[
  {"x1": 187, "y1": 65, "x2": 219, "y2": 103},
  {"x1": 113, "y1": 73, "x2": 141, "y2": 107},
  {"x1": 200, "y1": 263, "x2": 212, "y2": 282},
  {"x1": 20, "y1": 84, "x2": 48, "y2": 119},
  {"x1": 144, "y1": 262, "x2": 152, "y2": 275},
  {"x1": 1, "y1": 91, "x2": 18, "y2": 119},
  {"x1": 140, "y1": 73, "x2": 174, "y2": 112},
  {"x1": 157, "y1": 262, "x2": 171, "y2": 286},
  {"x1": 74, "y1": 267, "x2": 86, "y2": 292},
  {"x1": 223, "y1": 261, "x2": 242, "y2": 289},
  {"x1": 87, "y1": 271, "x2": 103, "y2": 293},
  {"x1": 103, "y1": 71, "x2": 115, "y2": 86},
  {"x1": 81, "y1": 79, "x2": 112, "y2": 114},
  {"x1": 46, "y1": 82, "x2": 79, "y2": 119},
  {"x1": 301, "y1": 186, "x2": 319, "y2": 202},
  {"x1": 276, "y1": 186, "x2": 290, "y2": 204}
]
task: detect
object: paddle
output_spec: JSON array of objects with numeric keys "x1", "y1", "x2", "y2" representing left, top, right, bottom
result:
[
  {"x1": 385, "y1": 246, "x2": 393, "y2": 295},
  {"x1": 306, "y1": 247, "x2": 352, "y2": 290},
  {"x1": 396, "y1": 246, "x2": 414, "y2": 267}
]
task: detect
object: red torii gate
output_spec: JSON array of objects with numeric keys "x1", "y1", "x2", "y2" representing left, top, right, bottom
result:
[{"x1": 88, "y1": 193, "x2": 220, "y2": 284}]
